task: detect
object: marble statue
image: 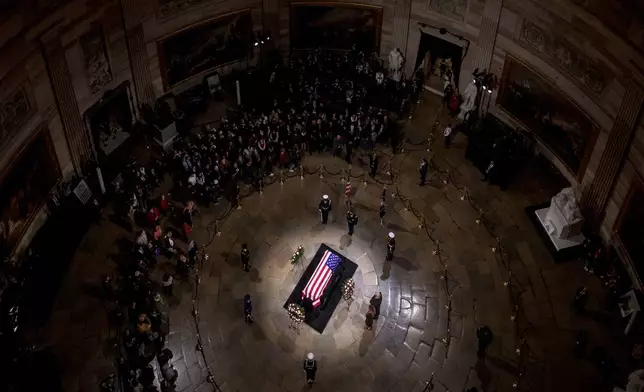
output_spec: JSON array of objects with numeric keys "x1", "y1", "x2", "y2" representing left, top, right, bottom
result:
[
  {"x1": 458, "y1": 80, "x2": 478, "y2": 120},
  {"x1": 545, "y1": 187, "x2": 584, "y2": 239},
  {"x1": 388, "y1": 48, "x2": 405, "y2": 82}
]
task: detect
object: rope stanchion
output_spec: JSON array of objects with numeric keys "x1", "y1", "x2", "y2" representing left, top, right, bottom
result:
[
  {"x1": 363, "y1": 173, "x2": 367, "y2": 187},
  {"x1": 300, "y1": 165, "x2": 304, "y2": 180},
  {"x1": 319, "y1": 165, "x2": 324, "y2": 179},
  {"x1": 418, "y1": 212, "x2": 425, "y2": 229},
  {"x1": 280, "y1": 170, "x2": 284, "y2": 185}
]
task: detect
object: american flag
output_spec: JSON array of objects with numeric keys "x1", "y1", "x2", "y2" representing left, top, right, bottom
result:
[{"x1": 302, "y1": 250, "x2": 342, "y2": 307}]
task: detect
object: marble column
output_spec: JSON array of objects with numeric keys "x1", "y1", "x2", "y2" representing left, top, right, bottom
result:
[
  {"x1": 582, "y1": 82, "x2": 644, "y2": 229},
  {"x1": 473, "y1": 0, "x2": 503, "y2": 72},
  {"x1": 121, "y1": 0, "x2": 155, "y2": 106},
  {"x1": 392, "y1": 0, "x2": 412, "y2": 59},
  {"x1": 41, "y1": 30, "x2": 91, "y2": 173}
]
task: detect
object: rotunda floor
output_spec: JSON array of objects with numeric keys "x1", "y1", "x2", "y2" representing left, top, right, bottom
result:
[{"x1": 41, "y1": 97, "x2": 618, "y2": 392}]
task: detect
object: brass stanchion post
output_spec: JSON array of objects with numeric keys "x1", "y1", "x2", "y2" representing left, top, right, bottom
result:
[
  {"x1": 319, "y1": 165, "x2": 324, "y2": 179},
  {"x1": 300, "y1": 165, "x2": 304, "y2": 180}
]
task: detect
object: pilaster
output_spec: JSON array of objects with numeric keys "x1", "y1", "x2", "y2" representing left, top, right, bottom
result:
[
  {"x1": 392, "y1": 0, "x2": 412, "y2": 60},
  {"x1": 474, "y1": 0, "x2": 503, "y2": 72},
  {"x1": 120, "y1": 0, "x2": 155, "y2": 105},
  {"x1": 41, "y1": 29, "x2": 91, "y2": 173},
  {"x1": 582, "y1": 82, "x2": 644, "y2": 229}
]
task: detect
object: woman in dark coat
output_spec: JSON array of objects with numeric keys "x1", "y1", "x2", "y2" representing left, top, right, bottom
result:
[{"x1": 370, "y1": 291, "x2": 383, "y2": 319}]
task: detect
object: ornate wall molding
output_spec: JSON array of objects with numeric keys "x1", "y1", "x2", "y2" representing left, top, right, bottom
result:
[
  {"x1": 517, "y1": 18, "x2": 612, "y2": 97},
  {"x1": 428, "y1": 0, "x2": 468, "y2": 22},
  {"x1": 0, "y1": 82, "x2": 37, "y2": 152}
]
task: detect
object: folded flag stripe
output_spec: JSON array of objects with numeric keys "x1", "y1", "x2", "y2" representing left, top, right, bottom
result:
[{"x1": 302, "y1": 250, "x2": 342, "y2": 307}]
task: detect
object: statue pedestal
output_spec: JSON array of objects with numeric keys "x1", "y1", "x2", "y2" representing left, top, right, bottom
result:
[
  {"x1": 534, "y1": 207, "x2": 585, "y2": 252},
  {"x1": 154, "y1": 122, "x2": 178, "y2": 150}
]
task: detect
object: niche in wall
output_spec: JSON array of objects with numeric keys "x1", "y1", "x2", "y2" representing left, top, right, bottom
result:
[
  {"x1": 157, "y1": 9, "x2": 253, "y2": 90},
  {"x1": 414, "y1": 28, "x2": 466, "y2": 96},
  {"x1": 0, "y1": 126, "x2": 61, "y2": 261},
  {"x1": 83, "y1": 81, "x2": 136, "y2": 159}
]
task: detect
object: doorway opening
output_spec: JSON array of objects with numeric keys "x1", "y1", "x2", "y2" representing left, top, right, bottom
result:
[{"x1": 414, "y1": 31, "x2": 464, "y2": 96}]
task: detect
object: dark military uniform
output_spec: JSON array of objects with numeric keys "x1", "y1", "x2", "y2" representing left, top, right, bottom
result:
[
  {"x1": 386, "y1": 236, "x2": 396, "y2": 261},
  {"x1": 319, "y1": 198, "x2": 332, "y2": 224},
  {"x1": 419, "y1": 158, "x2": 428, "y2": 186},
  {"x1": 241, "y1": 246, "x2": 250, "y2": 272},
  {"x1": 303, "y1": 358, "x2": 317, "y2": 384},
  {"x1": 369, "y1": 154, "x2": 379, "y2": 177},
  {"x1": 347, "y1": 211, "x2": 358, "y2": 235}
]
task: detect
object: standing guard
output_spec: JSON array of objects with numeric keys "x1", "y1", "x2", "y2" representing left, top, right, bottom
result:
[
  {"x1": 369, "y1": 153, "x2": 379, "y2": 178},
  {"x1": 347, "y1": 209, "x2": 358, "y2": 236},
  {"x1": 319, "y1": 194, "x2": 332, "y2": 224},
  {"x1": 303, "y1": 353, "x2": 318, "y2": 385},
  {"x1": 379, "y1": 197, "x2": 386, "y2": 226},
  {"x1": 241, "y1": 243, "x2": 250, "y2": 272},
  {"x1": 386, "y1": 232, "x2": 396, "y2": 260},
  {"x1": 419, "y1": 158, "x2": 429, "y2": 186}
]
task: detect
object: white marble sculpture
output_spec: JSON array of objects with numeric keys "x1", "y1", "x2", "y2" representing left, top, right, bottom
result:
[
  {"x1": 388, "y1": 48, "x2": 405, "y2": 82},
  {"x1": 458, "y1": 80, "x2": 478, "y2": 120},
  {"x1": 545, "y1": 187, "x2": 584, "y2": 239}
]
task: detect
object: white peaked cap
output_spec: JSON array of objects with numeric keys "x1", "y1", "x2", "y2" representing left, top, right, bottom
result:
[
  {"x1": 388, "y1": 232, "x2": 395, "y2": 238},
  {"x1": 307, "y1": 353, "x2": 314, "y2": 360},
  {"x1": 323, "y1": 195, "x2": 329, "y2": 200}
]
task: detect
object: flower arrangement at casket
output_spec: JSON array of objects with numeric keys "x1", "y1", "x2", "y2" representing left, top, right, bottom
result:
[
  {"x1": 291, "y1": 245, "x2": 304, "y2": 265},
  {"x1": 341, "y1": 278, "x2": 355, "y2": 300},
  {"x1": 287, "y1": 303, "x2": 305, "y2": 323}
]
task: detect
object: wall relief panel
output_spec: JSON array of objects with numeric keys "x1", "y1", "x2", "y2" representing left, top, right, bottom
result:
[
  {"x1": 0, "y1": 83, "x2": 37, "y2": 151},
  {"x1": 79, "y1": 25, "x2": 113, "y2": 94},
  {"x1": 518, "y1": 19, "x2": 611, "y2": 97},
  {"x1": 429, "y1": 0, "x2": 468, "y2": 22}
]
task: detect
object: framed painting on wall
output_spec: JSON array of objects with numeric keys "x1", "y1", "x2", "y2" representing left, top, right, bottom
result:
[
  {"x1": 496, "y1": 56, "x2": 599, "y2": 179},
  {"x1": 0, "y1": 127, "x2": 61, "y2": 260},
  {"x1": 290, "y1": 2, "x2": 383, "y2": 52},
  {"x1": 614, "y1": 175, "x2": 644, "y2": 286},
  {"x1": 157, "y1": 9, "x2": 253, "y2": 90}
]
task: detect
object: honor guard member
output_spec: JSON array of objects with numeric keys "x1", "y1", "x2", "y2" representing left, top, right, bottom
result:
[
  {"x1": 419, "y1": 158, "x2": 429, "y2": 186},
  {"x1": 319, "y1": 194, "x2": 332, "y2": 224},
  {"x1": 347, "y1": 209, "x2": 358, "y2": 236},
  {"x1": 369, "y1": 153, "x2": 379, "y2": 178},
  {"x1": 241, "y1": 243, "x2": 250, "y2": 272},
  {"x1": 303, "y1": 353, "x2": 318, "y2": 385},
  {"x1": 379, "y1": 197, "x2": 386, "y2": 226},
  {"x1": 386, "y1": 232, "x2": 396, "y2": 260}
]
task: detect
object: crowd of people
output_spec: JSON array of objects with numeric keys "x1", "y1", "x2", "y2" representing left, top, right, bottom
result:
[
  {"x1": 102, "y1": 48, "x2": 422, "y2": 392},
  {"x1": 167, "y1": 49, "x2": 422, "y2": 209}
]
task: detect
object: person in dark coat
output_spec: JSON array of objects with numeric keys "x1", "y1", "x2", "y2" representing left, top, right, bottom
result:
[
  {"x1": 370, "y1": 292, "x2": 382, "y2": 319},
  {"x1": 369, "y1": 153, "x2": 379, "y2": 178},
  {"x1": 386, "y1": 232, "x2": 396, "y2": 260},
  {"x1": 244, "y1": 294, "x2": 253, "y2": 324},
  {"x1": 347, "y1": 209, "x2": 358, "y2": 236},
  {"x1": 476, "y1": 325, "x2": 494, "y2": 358},
  {"x1": 365, "y1": 305, "x2": 375, "y2": 330},
  {"x1": 241, "y1": 243, "x2": 250, "y2": 272},
  {"x1": 182, "y1": 202, "x2": 194, "y2": 239},
  {"x1": 379, "y1": 198, "x2": 386, "y2": 226},
  {"x1": 419, "y1": 158, "x2": 428, "y2": 186},
  {"x1": 319, "y1": 194, "x2": 332, "y2": 224},
  {"x1": 303, "y1": 352, "x2": 318, "y2": 385}
]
